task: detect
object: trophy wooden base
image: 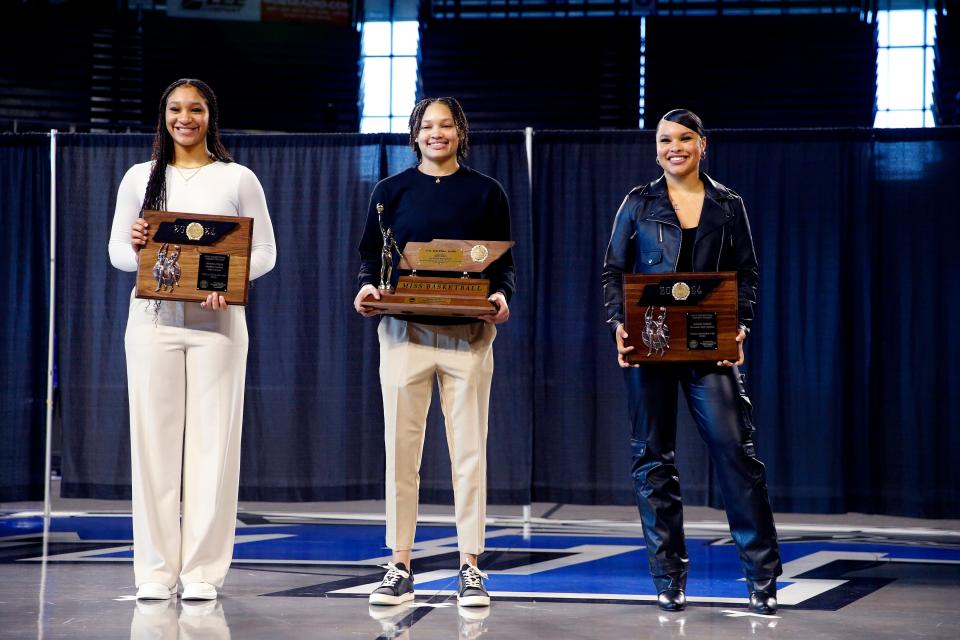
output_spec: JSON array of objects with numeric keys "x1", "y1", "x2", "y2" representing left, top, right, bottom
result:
[
  {"x1": 361, "y1": 276, "x2": 496, "y2": 317},
  {"x1": 623, "y1": 272, "x2": 739, "y2": 363}
]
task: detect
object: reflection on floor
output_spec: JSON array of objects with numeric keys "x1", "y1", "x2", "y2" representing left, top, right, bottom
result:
[{"x1": 1, "y1": 510, "x2": 958, "y2": 639}]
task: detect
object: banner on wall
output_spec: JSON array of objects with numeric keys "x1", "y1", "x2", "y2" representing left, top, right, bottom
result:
[
  {"x1": 168, "y1": 0, "x2": 351, "y2": 24},
  {"x1": 167, "y1": 0, "x2": 261, "y2": 21},
  {"x1": 262, "y1": 0, "x2": 352, "y2": 24}
]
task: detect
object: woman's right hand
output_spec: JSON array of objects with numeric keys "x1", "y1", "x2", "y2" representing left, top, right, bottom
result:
[
  {"x1": 354, "y1": 284, "x2": 383, "y2": 317},
  {"x1": 616, "y1": 323, "x2": 637, "y2": 368},
  {"x1": 131, "y1": 218, "x2": 148, "y2": 253}
]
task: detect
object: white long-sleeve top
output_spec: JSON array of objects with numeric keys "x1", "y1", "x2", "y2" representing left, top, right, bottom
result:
[
  {"x1": 109, "y1": 160, "x2": 276, "y2": 278},
  {"x1": 109, "y1": 161, "x2": 277, "y2": 327}
]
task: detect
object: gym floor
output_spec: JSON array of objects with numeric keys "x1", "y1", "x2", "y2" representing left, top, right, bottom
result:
[{"x1": 1, "y1": 490, "x2": 958, "y2": 639}]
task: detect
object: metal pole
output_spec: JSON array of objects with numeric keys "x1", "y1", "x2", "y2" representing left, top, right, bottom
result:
[
  {"x1": 39, "y1": 127, "x2": 58, "y2": 640},
  {"x1": 523, "y1": 126, "x2": 533, "y2": 538},
  {"x1": 524, "y1": 126, "x2": 533, "y2": 190},
  {"x1": 43, "y1": 129, "x2": 57, "y2": 521}
]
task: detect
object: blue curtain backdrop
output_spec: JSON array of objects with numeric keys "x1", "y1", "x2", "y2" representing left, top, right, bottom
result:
[
  {"x1": 529, "y1": 128, "x2": 960, "y2": 518},
  {"x1": 2, "y1": 129, "x2": 957, "y2": 518},
  {"x1": 53, "y1": 132, "x2": 534, "y2": 505},
  {"x1": 0, "y1": 134, "x2": 50, "y2": 501}
]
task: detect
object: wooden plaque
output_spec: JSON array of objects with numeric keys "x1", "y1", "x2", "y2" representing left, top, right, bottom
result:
[
  {"x1": 623, "y1": 272, "x2": 739, "y2": 363},
  {"x1": 136, "y1": 210, "x2": 253, "y2": 305},
  {"x1": 361, "y1": 238, "x2": 514, "y2": 317}
]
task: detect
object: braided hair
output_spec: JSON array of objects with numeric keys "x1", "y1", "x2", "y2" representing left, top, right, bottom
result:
[
  {"x1": 141, "y1": 78, "x2": 233, "y2": 213},
  {"x1": 408, "y1": 97, "x2": 469, "y2": 163}
]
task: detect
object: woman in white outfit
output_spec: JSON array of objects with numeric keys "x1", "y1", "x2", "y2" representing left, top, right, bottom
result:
[{"x1": 108, "y1": 78, "x2": 276, "y2": 601}]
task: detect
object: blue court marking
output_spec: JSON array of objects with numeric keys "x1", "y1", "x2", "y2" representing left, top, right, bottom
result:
[
  {"x1": 0, "y1": 515, "x2": 133, "y2": 539},
  {"x1": 3, "y1": 514, "x2": 958, "y2": 609},
  {"x1": 417, "y1": 537, "x2": 787, "y2": 597}
]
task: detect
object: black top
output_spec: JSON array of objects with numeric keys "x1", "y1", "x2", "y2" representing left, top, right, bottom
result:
[
  {"x1": 357, "y1": 165, "x2": 516, "y2": 325},
  {"x1": 677, "y1": 226, "x2": 697, "y2": 273}
]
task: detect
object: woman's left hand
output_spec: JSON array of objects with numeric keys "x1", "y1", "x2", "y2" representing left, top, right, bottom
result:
[
  {"x1": 200, "y1": 292, "x2": 229, "y2": 311},
  {"x1": 481, "y1": 292, "x2": 510, "y2": 324},
  {"x1": 718, "y1": 328, "x2": 746, "y2": 367}
]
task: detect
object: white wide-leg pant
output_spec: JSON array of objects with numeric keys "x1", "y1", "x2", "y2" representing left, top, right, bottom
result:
[
  {"x1": 378, "y1": 315, "x2": 496, "y2": 555},
  {"x1": 125, "y1": 291, "x2": 248, "y2": 589}
]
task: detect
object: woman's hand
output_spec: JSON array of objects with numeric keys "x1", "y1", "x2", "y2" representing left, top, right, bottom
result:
[
  {"x1": 200, "y1": 292, "x2": 228, "y2": 311},
  {"x1": 718, "y1": 328, "x2": 747, "y2": 367},
  {"x1": 354, "y1": 284, "x2": 383, "y2": 317},
  {"x1": 616, "y1": 323, "x2": 637, "y2": 368},
  {"x1": 480, "y1": 292, "x2": 510, "y2": 324},
  {"x1": 131, "y1": 218, "x2": 148, "y2": 253}
]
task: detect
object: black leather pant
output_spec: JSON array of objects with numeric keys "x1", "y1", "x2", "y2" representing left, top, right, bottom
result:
[{"x1": 624, "y1": 364, "x2": 782, "y2": 594}]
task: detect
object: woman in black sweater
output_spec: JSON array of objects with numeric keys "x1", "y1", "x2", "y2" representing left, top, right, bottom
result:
[{"x1": 355, "y1": 97, "x2": 514, "y2": 609}]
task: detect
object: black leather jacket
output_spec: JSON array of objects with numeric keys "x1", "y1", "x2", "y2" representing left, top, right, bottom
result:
[{"x1": 601, "y1": 173, "x2": 759, "y2": 337}]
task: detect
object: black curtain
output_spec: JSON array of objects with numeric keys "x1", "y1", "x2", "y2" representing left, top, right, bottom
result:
[
  {"x1": 530, "y1": 131, "x2": 655, "y2": 504},
  {"x1": 0, "y1": 134, "x2": 50, "y2": 501},
  {"x1": 55, "y1": 132, "x2": 534, "y2": 505},
  {"x1": 5, "y1": 129, "x2": 956, "y2": 518},
  {"x1": 529, "y1": 128, "x2": 960, "y2": 519},
  {"x1": 225, "y1": 134, "x2": 385, "y2": 500},
  {"x1": 867, "y1": 130, "x2": 960, "y2": 517},
  {"x1": 57, "y1": 134, "x2": 152, "y2": 498}
]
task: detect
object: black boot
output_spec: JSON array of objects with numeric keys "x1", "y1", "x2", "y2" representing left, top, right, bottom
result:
[
  {"x1": 654, "y1": 572, "x2": 687, "y2": 612},
  {"x1": 747, "y1": 578, "x2": 777, "y2": 615}
]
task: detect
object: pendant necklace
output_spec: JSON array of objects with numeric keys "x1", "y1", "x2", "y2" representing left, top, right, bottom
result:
[{"x1": 173, "y1": 161, "x2": 212, "y2": 183}]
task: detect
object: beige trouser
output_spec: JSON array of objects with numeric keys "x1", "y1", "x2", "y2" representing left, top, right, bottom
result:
[
  {"x1": 378, "y1": 315, "x2": 496, "y2": 555},
  {"x1": 125, "y1": 291, "x2": 248, "y2": 589}
]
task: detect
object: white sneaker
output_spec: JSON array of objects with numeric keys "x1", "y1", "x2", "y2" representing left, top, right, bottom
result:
[
  {"x1": 181, "y1": 582, "x2": 218, "y2": 600},
  {"x1": 136, "y1": 582, "x2": 177, "y2": 600}
]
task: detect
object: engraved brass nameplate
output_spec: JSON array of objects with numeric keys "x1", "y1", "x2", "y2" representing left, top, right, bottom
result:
[{"x1": 418, "y1": 248, "x2": 464, "y2": 267}]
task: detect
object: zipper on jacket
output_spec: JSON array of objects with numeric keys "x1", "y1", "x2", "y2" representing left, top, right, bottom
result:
[
  {"x1": 689, "y1": 230, "x2": 695, "y2": 272},
  {"x1": 658, "y1": 223, "x2": 663, "y2": 243},
  {"x1": 660, "y1": 219, "x2": 681, "y2": 269},
  {"x1": 717, "y1": 227, "x2": 724, "y2": 270}
]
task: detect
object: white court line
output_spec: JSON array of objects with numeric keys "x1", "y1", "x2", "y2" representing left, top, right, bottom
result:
[{"x1": 4, "y1": 510, "x2": 958, "y2": 540}]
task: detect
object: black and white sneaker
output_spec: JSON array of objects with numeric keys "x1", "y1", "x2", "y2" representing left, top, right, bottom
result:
[
  {"x1": 369, "y1": 562, "x2": 415, "y2": 605},
  {"x1": 457, "y1": 563, "x2": 490, "y2": 607}
]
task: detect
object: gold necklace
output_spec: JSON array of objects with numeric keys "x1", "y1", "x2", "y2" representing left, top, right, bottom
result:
[{"x1": 173, "y1": 161, "x2": 213, "y2": 183}]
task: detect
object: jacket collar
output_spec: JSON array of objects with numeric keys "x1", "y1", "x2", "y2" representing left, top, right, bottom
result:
[{"x1": 640, "y1": 173, "x2": 735, "y2": 237}]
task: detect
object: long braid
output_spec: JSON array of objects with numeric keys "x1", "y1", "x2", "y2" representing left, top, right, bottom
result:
[{"x1": 408, "y1": 97, "x2": 469, "y2": 163}]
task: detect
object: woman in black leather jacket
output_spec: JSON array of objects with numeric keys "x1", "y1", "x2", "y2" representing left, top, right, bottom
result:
[{"x1": 601, "y1": 109, "x2": 782, "y2": 614}]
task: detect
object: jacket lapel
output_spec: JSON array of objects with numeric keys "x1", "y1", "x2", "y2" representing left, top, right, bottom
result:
[
  {"x1": 639, "y1": 176, "x2": 679, "y2": 226},
  {"x1": 696, "y1": 174, "x2": 734, "y2": 239},
  {"x1": 639, "y1": 173, "x2": 734, "y2": 236}
]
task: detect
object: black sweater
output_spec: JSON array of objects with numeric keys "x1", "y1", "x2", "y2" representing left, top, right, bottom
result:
[{"x1": 357, "y1": 165, "x2": 516, "y2": 324}]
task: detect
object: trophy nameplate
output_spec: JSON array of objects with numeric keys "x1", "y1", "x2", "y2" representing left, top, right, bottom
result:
[
  {"x1": 136, "y1": 210, "x2": 253, "y2": 305},
  {"x1": 362, "y1": 238, "x2": 514, "y2": 317},
  {"x1": 623, "y1": 272, "x2": 739, "y2": 363}
]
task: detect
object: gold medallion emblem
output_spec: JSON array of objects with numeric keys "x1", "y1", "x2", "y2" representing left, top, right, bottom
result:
[
  {"x1": 470, "y1": 244, "x2": 489, "y2": 263},
  {"x1": 185, "y1": 222, "x2": 204, "y2": 241},
  {"x1": 671, "y1": 282, "x2": 691, "y2": 301}
]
